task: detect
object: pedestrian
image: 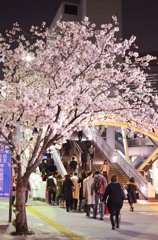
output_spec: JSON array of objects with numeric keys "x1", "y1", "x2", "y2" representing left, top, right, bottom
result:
[
  {"x1": 12, "y1": 177, "x2": 17, "y2": 205},
  {"x1": 78, "y1": 171, "x2": 87, "y2": 211},
  {"x1": 39, "y1": 159, "x2": 48, "y2": 175},
  {"x1": 102, "y1": 174, "x2": 124, "y2": 230},
  {"x1": 63, "y1": 140, "x2": 71, "y2": 156},
  {"x1": 88, "y1": 145, "x2": 95, "y2": 164},
  {"x1": 85, "y1": 139, "x2": 91, "y2": 153},
  {"x1": 100, "y1": 159, "x2": 110, "y2": 182},
  {"x1": 91, "y1": 171, "x2": 107, "y2": 220},
  {"x1": 41, "y1": 171, "x2": 48, "y2": 181},
  {"x1": 47, "y1": 174, "x2": 57, "y2": 205},
  {"x1": 127, "y1": 177, "x2": 138, "y2": 212},
  {"x1": 78, "y1": 130, "x2": 83, "y2": 141},
  {"x1": 69, "y1": 156, "x2": 78, "y2": 173},
  {"x1": 71, "y1": 172, "x2": 81, "y2": 211},
  {"x1": 56, "y1": 173, "x2": 64, "y2": 207},
  {"x1": 72, "y1": 153, "x2": 78, "y2": 164},
  {"x1": 62, "y1": 174, "x2": 74, "y2": 212},
  {"x1": 83, "y1": 171, "x2": 95, "y2": 217},
  {"x1": 81, "y1": 149, "x2": 87, "y2": 171}
]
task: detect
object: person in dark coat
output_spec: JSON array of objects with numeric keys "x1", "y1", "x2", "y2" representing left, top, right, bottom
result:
[
  {"x1": 69, "y1": 156, "x2": 78, "y2": 173},
  {"x1": 62, "y1": 174, "x2": 74, "y2": 212},
  {"x1": 56, "y1": 173, "x2": 64, "y2": 207},
  {"x1": 39, "y1": 159, "x2": 48, "y2": 175},
  {"x1": 78, "y1": 130, "x2": 83, "y2": 141},
  {"x1": 47, "y1": 174, "x2": 57, "y2": 205},
  {"x1": 78, "y1": 171, "x2": 87, "y2": 211},
  {"x1": 81, "y1": 149, "x2": 87, "y2": 171},
  {"x1": 63, "y1": 140, "x2": 71, "y2": 156},
  {"x1": 102, "y1": 174, "x2": 124, "y2": 230},
  {"x1": 127, "y1": 177, "x2": 138, "y2": 212}
]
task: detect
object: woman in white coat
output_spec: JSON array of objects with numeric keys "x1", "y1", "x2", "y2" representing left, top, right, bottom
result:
[
  {"x1": 83, "y1": 171, "x2": 95, "y2": 217},
  {"x1": 71, "y1": 172, "x2": 81, "y2": 210}
]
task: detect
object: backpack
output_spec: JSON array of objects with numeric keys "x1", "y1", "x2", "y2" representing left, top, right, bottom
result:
[
  {"x1": 47, "y1": 178, "x2": 56, "y2": 192},
  {"x1": 95, "y1": 177, "x2": 106, "y2": 195}
]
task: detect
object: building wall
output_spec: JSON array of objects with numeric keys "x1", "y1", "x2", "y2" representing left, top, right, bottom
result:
[
  {"x1": 50, "y1": 0, "x2": 122, "y2": 38},
  {"x1": 86, "y1": 0, "x2": 122, "y2": 31}
]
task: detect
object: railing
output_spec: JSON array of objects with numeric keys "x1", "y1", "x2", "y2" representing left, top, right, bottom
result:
[
  {"x1": 115, "y1": 139, "x2": 125, "y2": 154},
  {"x1": 51, "y1": 146, "x2": 67, "y2": 178},
  {"x1": 131, "y1": 156, "x2": 144, "y2": 168},
  {"x1": 127, "y1": 138, "x2": 153, "y2": 147},
  {"x1": 72, "y1": 140, "x2": 93, "y2": 171},
  {"x1": 72, "y1": 140, "x2": 83, "y2": 154},
  {"x1": 83, "y1": 127, "x2": 149, "y2": 198}
]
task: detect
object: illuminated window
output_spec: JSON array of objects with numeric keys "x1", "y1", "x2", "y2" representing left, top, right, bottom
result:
[{"x1": 64, "y1": 4, "x2": 78, "y2": 15}]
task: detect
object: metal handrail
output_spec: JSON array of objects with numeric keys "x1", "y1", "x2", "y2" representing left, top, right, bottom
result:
[
  {"x1": 72, "y1": 140, "x2": 94, "y2": 171},
  {"x1": 83, "y1": 127, "x2": 149, "y2": 198},
  {"x1": 72, "y1": 140, "x2": 83, "y2": 153},
  {"x1": 51, "y1": 146, "x2": 67, "y2": 178}
]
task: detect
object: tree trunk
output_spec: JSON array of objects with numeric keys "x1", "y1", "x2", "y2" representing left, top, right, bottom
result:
[{"x1": 15, "y1": 185, "x2": 28, "y2": 233}]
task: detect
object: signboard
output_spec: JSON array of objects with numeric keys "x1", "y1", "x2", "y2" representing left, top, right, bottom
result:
[{"x1": 0, "y1": 143, "x2": 11, "y2": 197}]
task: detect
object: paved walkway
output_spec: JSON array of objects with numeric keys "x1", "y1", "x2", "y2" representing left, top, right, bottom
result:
[{"x1": 0, "y1": 197, "x2": 158, "y2": 240}]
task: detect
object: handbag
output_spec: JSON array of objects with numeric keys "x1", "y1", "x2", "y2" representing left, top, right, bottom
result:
[
  {"x1": 136, "y1": 191, "x2": 140, "y2": 199},
  {"x1": 120, "y1": 186, "x2": 128, "y2": 200},
  {"x1": 104, "y1": 204, "x2": 109, "y2": 214}
]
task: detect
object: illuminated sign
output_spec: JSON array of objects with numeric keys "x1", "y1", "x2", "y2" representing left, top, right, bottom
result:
[{"x1": 0, "y1": 143, "x2": 11, "y2": 197}]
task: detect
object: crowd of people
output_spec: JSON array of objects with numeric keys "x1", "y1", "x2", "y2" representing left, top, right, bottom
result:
[
  {"x1": 41, "y1": 163, "x2": 139, "y2": 231},
  {"x1": 37, "y1": 138, "x2": 139, "y2": 231},
  {"x1": 11, "y1": 159, "x2": 139, "y2": 231},
  {"x1": 11, "y1": 134, "x2": 139, "y2": 231}
]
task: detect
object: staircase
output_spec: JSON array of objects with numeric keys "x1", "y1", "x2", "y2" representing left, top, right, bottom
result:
[
  {"x1": 109, "y1": 163, "x2": 129, "y2": 187},
  {"x1": 83, "y1": 127, "x2": 150, "y2": 199}
]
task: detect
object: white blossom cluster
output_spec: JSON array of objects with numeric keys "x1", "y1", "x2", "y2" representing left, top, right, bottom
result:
[{"x1": 0, "y1": 17, "x2": 157, "y2": 176}]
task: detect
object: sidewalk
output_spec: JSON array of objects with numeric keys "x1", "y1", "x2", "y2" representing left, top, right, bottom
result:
[{"x1": 1, "y1": 197, "x2": 158, "y2": 240}]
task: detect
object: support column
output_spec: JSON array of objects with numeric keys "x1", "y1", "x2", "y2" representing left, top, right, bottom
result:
[
  {"x1": 153, "y1": 160, "x2": 158, "y2": 194},
  {"x1": 121, "y1": 128, "x2": 130, "y2": 161},
  {"x1": 106, "y1": 126, "x2": 115, "y2": 149},
  {"x1": 137, "y1": 148, "x2": 158, "y2": 172}
]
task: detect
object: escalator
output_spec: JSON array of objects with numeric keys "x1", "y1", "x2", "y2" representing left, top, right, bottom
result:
[{"x1": 83, "y1": 127, "x2": 155, "y2": 199}]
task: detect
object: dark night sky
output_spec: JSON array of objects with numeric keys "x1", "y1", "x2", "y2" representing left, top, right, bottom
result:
[
  {"x1": 0, "y1": 0, "x2": 157, "y2": 54},
  {"x1": 0, "y1": 0, "x2": 61, "y2": 33},
  {"x1": 122, "y1": 0, "x2": 158, "y2": 54}
]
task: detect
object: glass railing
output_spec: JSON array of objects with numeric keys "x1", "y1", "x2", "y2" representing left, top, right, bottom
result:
[
  {"x1": 51, "y1": 146, "x2": 67, "y2": 177},
  {"x1": 83, "y1": 127, "x2": 149, "y2": 198},
  {"x1": 127, "y1": 138, "x2": 153, "y2": 147}
]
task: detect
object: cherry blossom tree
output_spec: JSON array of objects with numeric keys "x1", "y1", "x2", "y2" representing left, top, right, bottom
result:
[{"x1": 0, "y1": 16, "x2": 157, "y2": 234}]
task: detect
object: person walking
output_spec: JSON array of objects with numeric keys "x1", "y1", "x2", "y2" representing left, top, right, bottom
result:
[
  {"x1": 47, "y1": 174, "x2": 57, "y2": 205},
  {"x1": 83, "y1": 171, "x2": 95, "y2": 217},
  {"x1": 78, "y1": 171, "x2": 87, "y2": 211},
  {"x1": 88, "y1": 144, "x2": 95, "y2": 164},
  {"x1": 62, "y1": 174, "x2": 74, "y2": 212},
  {"x1": 39, "y1": 159, "x2": 48, "y2": 175},
  {"x1": 12, "y1": 177, "x2": 17, "y2": 205},
  {"x1": 78, "y1": 130, "x2": 83, "y2": 141},
  {"x1": 69, "y1": 156, "x2": 78, "y2": 173},
  {"x1": 102, "y1": 174, "x2": 124, "y2": 230},
  {"x1": 71, "y1": 172, "x2": 81, "y2": 211},
  {"x1": 100, "y1": 159, "x2": 110, "y2": 182},
  {"x1": 56, "y1": 173, "x2": 64, "y2": 207},
  {"x1": 81, "y1": 149, "x2": 87, "y2": 171},
  {"x1": 127, "y1": 177, "x2": 138, "y2": 212},
  {"x1": 91, "y1": 171, "x2": 107, "y2": 220}
]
